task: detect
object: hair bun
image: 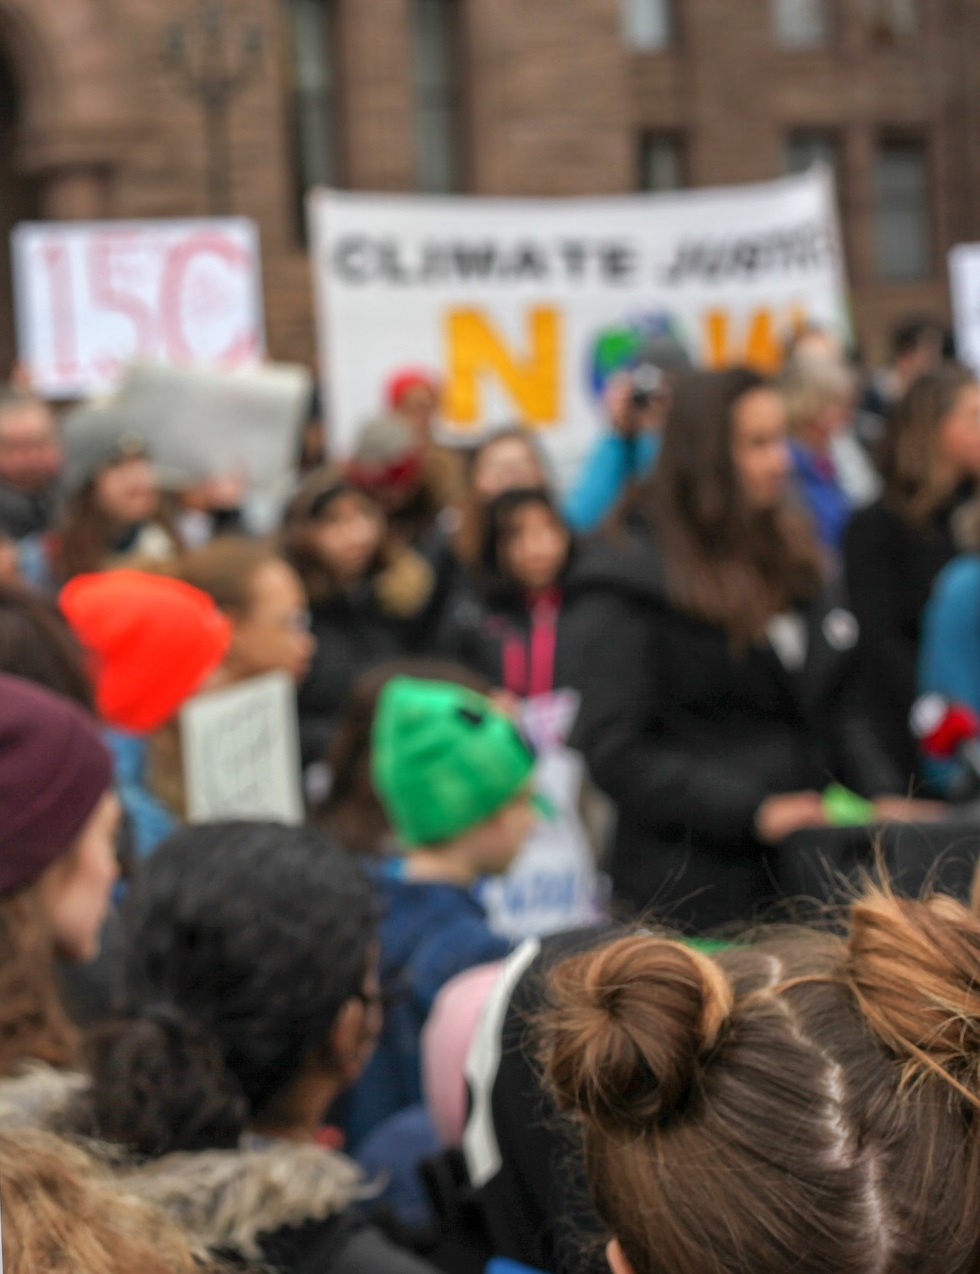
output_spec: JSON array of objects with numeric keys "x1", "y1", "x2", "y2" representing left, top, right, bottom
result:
[
  {"x1": 846, "y1": 889, "x2": 980, "y2": 1098},
  {"x1": 543, "y1": 935, "x2": 733, "y2": 1137}
]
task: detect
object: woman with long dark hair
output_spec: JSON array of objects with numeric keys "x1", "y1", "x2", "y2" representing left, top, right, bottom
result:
[
  {"x1": 845, "y1": 364, "x2": 980, "y2": 778},
  {"x1": 569, "y1": 368, "x2": 917, "y2": 932}
]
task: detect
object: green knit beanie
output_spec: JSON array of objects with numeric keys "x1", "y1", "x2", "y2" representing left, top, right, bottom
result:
[{"x1": 372, "y1": 677, "x2": 538, "y2": 847}]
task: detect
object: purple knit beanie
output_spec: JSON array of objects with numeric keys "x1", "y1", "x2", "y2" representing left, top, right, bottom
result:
[{"x1": 0, "y1": 673, "x2": 113, "y2": 894}]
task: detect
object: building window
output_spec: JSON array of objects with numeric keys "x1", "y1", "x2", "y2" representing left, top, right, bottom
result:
[
  {"x1": 639, "y1": 133, "x2": 685, "y2": 191},
  {"x1": 285, "y1": 0, "x2": 337, "y2": 234},
  {"x1": 784, "y1": 130, "x2": 839, "y2": 177},
  {"x1": 865, "y1": 0, "x2": 918, "y2": 41},
  {"x1": 621, "y1": 0, "x2": 675, "y2": 51},
  {"x1": 874, "y1": 140, "x2": 931, "y2": 281},
  {"x1": 772, "y1": 0, "x2": 830, "y2": 47},
  {"x1": 413, "y1": 0, "x2": 461, "y2": 193}
]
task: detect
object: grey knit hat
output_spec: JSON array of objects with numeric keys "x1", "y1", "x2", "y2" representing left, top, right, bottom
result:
[{"x1": 61, "y1": 404, "x2": 150, "y2": 499}]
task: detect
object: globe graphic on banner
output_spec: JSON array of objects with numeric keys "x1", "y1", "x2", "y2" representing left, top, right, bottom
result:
[{"x1": 587, "y1": 313, "x2": 690, "y2": 399}]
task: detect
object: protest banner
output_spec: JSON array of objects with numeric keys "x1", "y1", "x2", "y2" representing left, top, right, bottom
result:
[
  {"x1": 181, "y1": 672, "x2": 304, "y2": 825},
  {"x1": 309, "y1": 167, "x2": 848, "y2": 481},
  {"x1": 12, "y1": 217, "x2": 265, "y2": 398},
  {"x1": 950, "y1": 244, "x2": 980, "y2": 376},
  {"x1": 106, "y1": 361, "x2": 312, "y2": 496}
]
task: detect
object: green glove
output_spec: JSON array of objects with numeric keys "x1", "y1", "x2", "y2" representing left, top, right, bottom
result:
[{"x1": 822, "y1": 784, "x2": 876, "y2": 827}]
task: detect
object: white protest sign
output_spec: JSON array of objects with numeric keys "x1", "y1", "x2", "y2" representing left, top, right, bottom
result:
[
  {"x1": 950, "y1": 244, "x2": 980, "y2": 375},
  {"x1": 12, "y1": 218, "x2": 265, "y2": 398},
  {"x1": 181, "y1": 672, "x2": 304, "y2": 825},
  {"x1": 309, "y1": 168, "x2": 848, "y2": 482},
  {"x1": 109, "y1": 361, "x2": 311, "y2": 495},
  {"x1": 479, "y1": 691, "x2": 603, "y2": 942}
]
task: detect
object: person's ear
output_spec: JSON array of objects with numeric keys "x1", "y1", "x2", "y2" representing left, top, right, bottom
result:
[
  {"x1": 326, "y1": 998, "x2": 373, "y2": 1086},
  {"x1": 607, "y1": 1238, "x2": 637, "y2": 1274}
]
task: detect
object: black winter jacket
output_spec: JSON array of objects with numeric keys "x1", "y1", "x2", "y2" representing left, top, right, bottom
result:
[
  {"x1": 843, "y1": 495, "x2": 963, "y2": 783},
  {"x1": 437, "y1": 580, "x2": 579, "y2": 696},
  {"x1": 566, "y1": 534, "x2": 902, "y2": 932},
  {"x1": 297, "y1": 550, "x2": 437, "y2": 766}
]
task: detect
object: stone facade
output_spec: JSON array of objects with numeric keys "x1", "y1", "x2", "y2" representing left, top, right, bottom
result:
[{"x1": 0, "y1": 0, "x2": 976, "y2": 376}]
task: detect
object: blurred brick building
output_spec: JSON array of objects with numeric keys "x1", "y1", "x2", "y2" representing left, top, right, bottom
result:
[{"x1": 0, "y1": 0, "x2": 978, "y2": 375}]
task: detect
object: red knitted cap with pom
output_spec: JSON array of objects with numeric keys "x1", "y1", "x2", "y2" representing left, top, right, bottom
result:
[
  {"x1": 60, "y1": 571, "x2": 233, "y2": 733},
  {"x1": 0, "y1": 673, "x2": 113, "y2": 894}
]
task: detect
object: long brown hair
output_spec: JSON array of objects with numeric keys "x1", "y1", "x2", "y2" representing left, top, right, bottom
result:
[
  {"x1": 54, "y1": 484, "x2": 180, "y2": 584},
  {"x1": 0, "y1": 581, "x2": 95, "y2": 708},
  {"x1": 0, "y1": 890, "x2": 79, "y2": 1077},
  {"x1": 625, "y1": 368, "x2": 824, "y2": 645},
  {"x1": 881, "y1": 363, "x2": 978, "y2": 529},
  {"x1": 541, "y1": 882, "x2": 980, "y2": 1274},
  {"x1": 0, "y1": 1128, "x2": 218, "y2": 1273}
]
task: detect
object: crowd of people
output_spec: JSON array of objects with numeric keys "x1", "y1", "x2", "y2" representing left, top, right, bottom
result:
[{"x1": 4, "y1": 315, "x2": 980, "y2": 1272}]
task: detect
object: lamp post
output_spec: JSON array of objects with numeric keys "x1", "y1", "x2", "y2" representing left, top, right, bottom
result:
[{"x1": 165, "y1": 0, "x2": 265, "y2": 216}]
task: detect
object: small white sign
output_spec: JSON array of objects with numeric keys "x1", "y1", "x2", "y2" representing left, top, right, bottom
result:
[
  {"x1": 950, "y1": 243, "x2": 980, "y2": 376},
  {"x1": 12, "y1": 217, "x2": 265, "y2": 398},
  {"x1": 181, "y1": 672, "x2": 304, "y2": 826}
]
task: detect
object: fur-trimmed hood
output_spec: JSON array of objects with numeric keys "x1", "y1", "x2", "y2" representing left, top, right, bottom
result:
[
  {"x1": 118, "y1": 1140, "x2": 372, "y2": 1259},
  {"x1": 0, "y1": 1063, "x2": 88, "y2": 1132},
  {"x1": 0, "y1": 1066, "x2": 373, "y2": 1259}
]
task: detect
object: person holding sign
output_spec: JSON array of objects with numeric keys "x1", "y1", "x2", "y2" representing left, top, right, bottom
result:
[
  {"x1": 30, "y1": 404, "x2": 181, "y2": 588},
  {"x1": 569, "y1": 368, "x2": 935, "y2": 932}
]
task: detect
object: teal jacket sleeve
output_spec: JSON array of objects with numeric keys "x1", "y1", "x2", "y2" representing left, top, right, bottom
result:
[
  {"x1": 563, "y1": 434, "x2": 659, "y2": 532},
  {"x1": 917, "y1": 555, "x2": 980, "y2": 791}
]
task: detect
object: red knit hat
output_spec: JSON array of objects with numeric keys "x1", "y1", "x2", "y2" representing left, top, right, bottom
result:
[
  {"x1": 0, "y1": 673, "x2": 113, "y2": 894},
  {"x1": 60, "y1": 572, "x2": 233, "y2": 733},
  {"x1": 385, "y1": 368, "x2": 440, "y2": 410}
]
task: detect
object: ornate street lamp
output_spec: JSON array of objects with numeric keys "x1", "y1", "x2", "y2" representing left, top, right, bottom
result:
[{"x1": 165, "y1": 1, "x2": 265, "y2": 215}]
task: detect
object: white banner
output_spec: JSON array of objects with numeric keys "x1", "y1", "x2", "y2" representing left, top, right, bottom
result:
[
  {"x1": 309, "y1": 169, "x2": 848, "y2": 481},
  {"x1": 950, "y1": 244, "x2": 980, "y2": 376},
  {"x1": 181, "y1": 672, "x2": 304, "y2": 826},
  {"x1": 12, "y1": 217, "x2": 265, "y2": 399}
]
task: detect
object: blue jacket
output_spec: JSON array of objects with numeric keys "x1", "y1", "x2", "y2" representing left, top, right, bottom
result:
[
  {"x1": 790, "y1": 441, "x2": 852, "y2": 553},
  {"x1": 917, "y1": 554, "x2": 980, "y2": 792},
  {"x1": 343, "y1": 867, "x2": 510, "y2": 1151},
  {"x1": 106, "y1": 730, "x2": 177, "y2": 859},
  {"x1": 564, "y1": 434, "x2": 660, "y2": 533}
]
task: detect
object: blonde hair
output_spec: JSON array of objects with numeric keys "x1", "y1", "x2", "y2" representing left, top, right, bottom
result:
[
  {"x1": 0, "y1": 1127, "x2": 218, "y2": 1273},
  {"x1": 542, "y1": 881, "x2": 980, "y2": 1274},
  {"x1": 780, "y1": 356, "x2": 856, "y2": 437}
]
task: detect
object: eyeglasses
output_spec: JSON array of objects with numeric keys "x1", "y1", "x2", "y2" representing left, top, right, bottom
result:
[{"x1": 253, "y1": 610, "x2": 312, "y2": 634}]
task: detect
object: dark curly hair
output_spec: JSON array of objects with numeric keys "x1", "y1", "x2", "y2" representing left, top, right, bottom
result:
[{"x1": 78, "y1": 823, "x2": 374, "y2": 1157}]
